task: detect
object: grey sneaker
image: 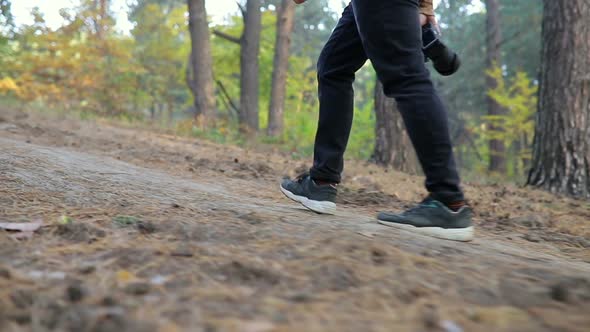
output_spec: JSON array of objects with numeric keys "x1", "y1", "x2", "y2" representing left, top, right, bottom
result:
[
  {"x1": 377, "y1": 198, "x2": 474, "y2": 242},
  {"x1": 280, "y1": 173, "x2": 337, "y2": 215}
]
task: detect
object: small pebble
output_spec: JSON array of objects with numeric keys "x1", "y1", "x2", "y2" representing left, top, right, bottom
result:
[
  {"x1": 101, "y1": 296, "x2": 118, "y2": 306},
  {"x1": 125, "y1": 282, "x2": 151, "y2": 296},
  {"x1": 524, "y1": 233, "x2": 541, "y2": 243},
  {"x1": 65, "y1": 284, "x2": 86, "y2": 302},
  {"x1": 7, "y1": 310, "x2": 31, "y2": 325},
  {"x1": 78, "y1": 265, "x2": 96, "y2": 275},
  {"x1": 0, "y1": 266, "x2": 12, "y2": 279},
  {"x1": 10, "y1": 289, "x2": 34, "y2": 309},
  {"x1": 170, "y1": 249, "x2": 193, "y2": 257},
  {"x1": 441, "y1": 320, "x2": 464, "y2": 332},
  {"x1": 136, "y1": 221, "x2": 157, "y2": 234},
  {"x1": 287, "y1": 292, "x2": 313, "y2": 303},
  {"x1": 422, "y1": 305, "x2": 439, "y2": 328}
]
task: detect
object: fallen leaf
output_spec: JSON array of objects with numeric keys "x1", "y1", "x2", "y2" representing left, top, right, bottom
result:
[
  {"x1": 0, "y1": 220, "x2": 43, "y2": 232},
  {"x1": 116, "y1": 270, "x2": 137, "y2": 284}
]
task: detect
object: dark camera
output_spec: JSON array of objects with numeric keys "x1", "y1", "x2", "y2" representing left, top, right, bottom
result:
[{"x1": 422, "y1": 23, "x2": 461, "y2": 76}]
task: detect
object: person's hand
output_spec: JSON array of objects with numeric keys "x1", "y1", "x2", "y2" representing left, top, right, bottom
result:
[
  {"x1": 293, "y1": 0, "x2": 307, "y2": 4},
  {"x1": 419, "y1": 13, "x2": 436, "y2": 26},
  {"x1": 420, "y1": 13, "x2": 440, "y2": 33},
  {"x1": 419, "y1": 0, "x2": 440, "y2": 33}
]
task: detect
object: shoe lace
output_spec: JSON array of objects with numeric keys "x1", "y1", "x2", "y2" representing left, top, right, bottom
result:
[{"x1": 295, "y1": 171, "x2": 310, "y2": 183}]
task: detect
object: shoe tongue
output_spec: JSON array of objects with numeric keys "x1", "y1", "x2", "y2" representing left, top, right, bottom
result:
[
  {"x1": 421, "y1": 197, "x2": 436, "y2": 204},
  {"x1": 419, "y1": 197, "x2": 441, "y2": 208}
]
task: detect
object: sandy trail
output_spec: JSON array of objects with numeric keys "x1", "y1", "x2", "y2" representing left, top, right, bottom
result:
[{"x1": 0, "y1": 112, "x2": 589, "y2": 332}]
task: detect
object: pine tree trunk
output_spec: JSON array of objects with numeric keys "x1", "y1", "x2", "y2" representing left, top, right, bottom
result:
[
  {"x1": 372, "y1": 81, "x2": 419, "y2": 174},
  {"x1": 240, "y1": 0, "x2": 262, "y2": 134},
  {"x1": 187, "y1": 0, "x2": 216, "y2": 126},
  {"x1": 527, "y1": 0, "x2": 590, "y2": 198},
  {"x1": 484, "y1": 0, "x2": 506, "y2": 174},
  {"x1": 267, "y1": 0, "x2": 296, "y2": 137}
]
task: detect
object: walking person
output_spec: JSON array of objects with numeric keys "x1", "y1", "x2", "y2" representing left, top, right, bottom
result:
[{"x1": 280, "y1": 0, "x2": 474, "y2": 242}]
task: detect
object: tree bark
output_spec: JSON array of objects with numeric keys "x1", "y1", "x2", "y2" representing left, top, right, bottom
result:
[
  {"x1": 94, "y1": 0, "x2": 108, "y2": 40},
  {"x1": 187, "y1": 0, "x2": 216, "y2": 126},
  {"x1": 527, "y1": 0, "x2": 590, "y2": 198},
  {"x1": 240, "y1": 0, "x2": 262, "y2": 134},
  {"x1": 267, "y1": 0, "x2": 296, "y2": 137},
  {"x1": 484, "y1": 0, "x2": 506, "y2": 174},
  {"x1": 372, "y1": 81, "x2": 419, "y2": 174}
]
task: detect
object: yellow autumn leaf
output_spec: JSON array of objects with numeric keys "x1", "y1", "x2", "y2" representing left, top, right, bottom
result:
[
  {"x1": 116, "y1": 269, "x2": 137, "y2": 284},
  {"x1": 0, "y1": 77, "x2": 19, "y2": 94}
]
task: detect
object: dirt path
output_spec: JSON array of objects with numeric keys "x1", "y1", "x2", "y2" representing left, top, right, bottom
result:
[{"x1": 1, "y1": 111, "x2": 589, "y2": 332}]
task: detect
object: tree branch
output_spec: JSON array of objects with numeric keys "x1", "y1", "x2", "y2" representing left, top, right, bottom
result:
[
  {"x1": 212, "y1": 29, "x2": 242, "y2": 44},
  {"x1": 237, "y1": 1, "x2": 247, "y2": 19},
  {"x1": 216, "y1": 80, "x2": 240, "y2": 119}
]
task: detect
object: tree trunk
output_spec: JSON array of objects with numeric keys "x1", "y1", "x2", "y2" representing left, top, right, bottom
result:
[
  {"x1": 527, "y1": 0, "x2": 590, "y2": 198},
  {"x1": 267, "y1": 0, "x2": 296, "y2": 137},
  {"x1": 167, "y1": 101, "x2": 174, "y2": 126},
  {"x1": 240, "y1": 0, "x2": 262, "y2": 134},
  {"x1": 484, "y1": 0, "x2": 506, "y2": 174},
  {"x1": 187, "y1": 0, "x2": 216, "y2": 126},
  {"x1": 94, "y1": 0, "x2": 107, "y2": 40},
  {"x1": 150, "y1": 103, "x2": 156, "y2": 121},
  {"x1": 372, "y1": 81, "x2": 419, "y2": 174}
]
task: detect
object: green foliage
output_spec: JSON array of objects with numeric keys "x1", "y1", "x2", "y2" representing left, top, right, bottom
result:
[
  {"x1": 500, "y1": 0, "x2": 543, "y2": 78},
  {"x1": 130, "y1": 3, "x2": 190, "y2": 116},
  {"x1": 128, "y1": 0, "x2": 186, "y2": 22},
  {"x1": 434, "y1": 3, "x2": 487, "y2": 119},
  {"x1": 209, "y1": 8, "x2": 372, "y2": 158},
  {"x1": 112, "y1": 215, "x2": 141, "y2": 227},
  {"x1": 433, "y1": 0, "x2": 542, "y2": 181},
  {"x1": 477, "y1": 66, "x2": 538, "y2": 178},
  {"x1": 3, "y1": 1, "x2": 142, "y2": 115},
  {"x1": 291, "y1": 0, "x2": 337, "y2": 60},
  {"x1": 347, "y1": 86, "x2": 376, "y2": 160}
]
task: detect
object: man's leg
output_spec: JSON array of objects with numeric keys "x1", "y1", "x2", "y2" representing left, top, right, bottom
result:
[
  {"x1": 309, "y1": 5, "x2": 368, "y2": 184},
  {"x1": 351, "y1": 0, "x2": 463, "y2": 204},
  {"x1": 280, "y1": 5, "x2": 367, "y2": 214},
  {"x1": 351, "y1": 0, "x2": 473, "y2": 241}
]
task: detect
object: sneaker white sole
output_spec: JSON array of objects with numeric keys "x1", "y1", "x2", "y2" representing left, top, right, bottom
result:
[
  {"x1": 377, "y1": 219, "x2": 474, "y2": 242},
  {"x1": 280, "y1": 185, "x2": 337, "y2": 215}
]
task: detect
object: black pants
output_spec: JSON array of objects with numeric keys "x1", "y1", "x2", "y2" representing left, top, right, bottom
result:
[{"x1": 309, "y1": 0, "x2": 464, "y2": 204}]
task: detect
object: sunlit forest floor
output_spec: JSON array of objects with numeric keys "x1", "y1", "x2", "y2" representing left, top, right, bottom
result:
[{"x1": 1, "y1": 107, "x2": 589, "y2": 332}]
